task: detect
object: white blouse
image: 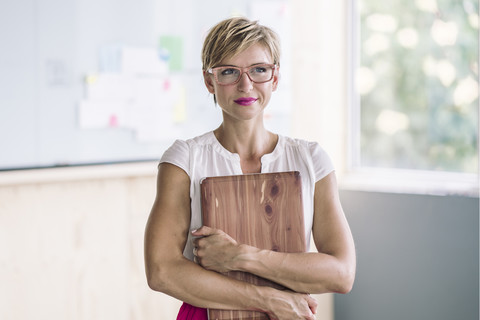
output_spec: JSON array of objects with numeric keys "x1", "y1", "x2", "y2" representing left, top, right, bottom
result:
[{"x1": 159, "y1": 131, "x2": 334, "y2": 260}]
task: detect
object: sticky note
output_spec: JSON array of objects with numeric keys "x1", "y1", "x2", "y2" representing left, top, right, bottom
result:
[{"x1": 159, "y1": 36, "x2": 184, "y2": 72}]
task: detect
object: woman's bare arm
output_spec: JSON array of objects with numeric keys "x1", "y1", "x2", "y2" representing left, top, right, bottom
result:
[
  {"x1": 193, "y1": 171, "x2": 356, "y2": 294},
  {"x1": 144, "y1": 163, "x2": 318, "y2": 319}
]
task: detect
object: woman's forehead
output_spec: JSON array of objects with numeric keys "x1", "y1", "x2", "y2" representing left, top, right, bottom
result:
[{"x1": 219, "y1": 44, "x2": 273, "y2": 66}]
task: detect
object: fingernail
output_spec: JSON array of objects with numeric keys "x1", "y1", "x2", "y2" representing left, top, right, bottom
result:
[{"x1": 191, "y1": 229, "x2": 197, "y2": 233}]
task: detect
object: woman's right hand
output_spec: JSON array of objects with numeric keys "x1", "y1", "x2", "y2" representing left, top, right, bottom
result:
[{"x1": 263, "y1": 289, "x2": 318, "y2": 320}]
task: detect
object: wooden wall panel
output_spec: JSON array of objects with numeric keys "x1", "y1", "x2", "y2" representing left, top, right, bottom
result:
[{"x1": 0, "y1": 175, "x2": 182, "y2": 320}]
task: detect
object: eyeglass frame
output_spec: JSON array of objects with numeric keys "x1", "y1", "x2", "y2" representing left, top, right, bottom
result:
[{"x1": 206, "y1": 64, "x2": 277, "y2": 86}]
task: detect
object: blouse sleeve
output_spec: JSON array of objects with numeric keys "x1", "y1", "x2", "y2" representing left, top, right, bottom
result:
[
  {"x1": 159, "y1": 139, "x2": 190, "y2": 177},
  {"x1": 308, "y1": 141, "x2": 335, "y2": 182}
]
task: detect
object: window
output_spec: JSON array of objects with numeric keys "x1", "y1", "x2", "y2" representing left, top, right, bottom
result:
[{"x1": 351, "y1": 0, "x2": 479, "y2": 179}]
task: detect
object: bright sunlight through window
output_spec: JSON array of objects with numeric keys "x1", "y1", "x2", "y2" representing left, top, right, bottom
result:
[{"x1": 353, "y1": 0, "x2": 479, "y2": 175}]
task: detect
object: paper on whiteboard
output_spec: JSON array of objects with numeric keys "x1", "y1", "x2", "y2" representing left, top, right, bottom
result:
[
  {"x1": 128, "y1": 76, "x2": 182, "y2": 142},
  {"x1": 85, "y1": 73, "x2": 135, "y2": 101},
  {"x1": 78, "y1": 100, "x2": 130, "y2": 129},
  {"x1": 121, "y1": 46, "x2": 168, "y2": 75}
]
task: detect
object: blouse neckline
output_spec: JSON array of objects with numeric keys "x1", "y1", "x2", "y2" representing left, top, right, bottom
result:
[{"x1": 208, "y1": 131, "x2": 283, "y2": 166}]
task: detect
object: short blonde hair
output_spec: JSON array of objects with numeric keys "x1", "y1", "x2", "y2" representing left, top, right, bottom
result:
[{"x1": 201, "y1": 17, "x2": 281, "y2": 71}]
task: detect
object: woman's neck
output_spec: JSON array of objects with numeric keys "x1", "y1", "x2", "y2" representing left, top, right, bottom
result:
[{"x1": 214, "y1": 122, "x2": 278, "y2": 173}]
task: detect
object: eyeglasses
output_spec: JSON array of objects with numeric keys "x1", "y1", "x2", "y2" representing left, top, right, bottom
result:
[{"x1": 206, "y1": 64, "x2": 277, "y2": 85}]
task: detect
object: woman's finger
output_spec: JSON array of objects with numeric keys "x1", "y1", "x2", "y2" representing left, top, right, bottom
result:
[
  {"x1": 191, "y1": 226, "x2": 218, "y2": 237},
  {"x1": 306, "y1": 294, "x2": 318, "y2": 315}
]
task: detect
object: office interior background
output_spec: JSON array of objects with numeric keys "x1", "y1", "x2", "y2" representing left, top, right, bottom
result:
[{"x1": 0, "y1": 0, "x2": 478, "y2": 319}]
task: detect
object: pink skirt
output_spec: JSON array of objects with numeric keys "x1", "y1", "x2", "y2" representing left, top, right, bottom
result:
[{"x1": 176, "y1": 302, "x2": 208, "y2": 320}]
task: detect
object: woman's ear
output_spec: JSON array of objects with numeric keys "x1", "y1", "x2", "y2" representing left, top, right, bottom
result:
[
  {"x1": 203, "y1": 71, "x2": 215, "y2": 94},
  {"x1": 272, "y1": 67, "x2": 280, "y2": 92}
]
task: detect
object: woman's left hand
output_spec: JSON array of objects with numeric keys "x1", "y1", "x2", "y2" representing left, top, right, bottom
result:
[{"x1": 191, "y1": 226, "x2": 241, "y2": 273}]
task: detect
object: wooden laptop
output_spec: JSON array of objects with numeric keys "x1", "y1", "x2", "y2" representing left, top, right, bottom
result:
[{"x1": 200, "y1": 171, "x2": 306, "y2": 320}]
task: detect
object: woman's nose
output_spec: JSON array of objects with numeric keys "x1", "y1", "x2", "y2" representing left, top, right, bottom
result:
[{"x1": 237, "y1": 72, "x2": 253, "y2": 92}]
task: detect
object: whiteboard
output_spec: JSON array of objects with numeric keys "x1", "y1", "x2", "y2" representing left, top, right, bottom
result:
[{"x1": 0, "y1": 0, "x2": 291, "y2": 170}]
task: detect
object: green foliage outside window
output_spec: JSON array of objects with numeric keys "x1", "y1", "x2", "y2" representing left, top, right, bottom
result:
[{"x1": 358, "y1": 0, "x2": 478, "y2": 173}]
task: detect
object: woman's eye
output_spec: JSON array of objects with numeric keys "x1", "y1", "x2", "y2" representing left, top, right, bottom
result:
[
  {"x1": 252, "y1": 67, "x2": 267, "y2": 73},
  {"x1": 221, "y1": 68, "x2": 238, "y2": 76}
]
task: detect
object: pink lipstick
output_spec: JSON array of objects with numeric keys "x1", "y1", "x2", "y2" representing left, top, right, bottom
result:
[{"x1": 234, "y1": 97, "x2": 257, "y2": 106}]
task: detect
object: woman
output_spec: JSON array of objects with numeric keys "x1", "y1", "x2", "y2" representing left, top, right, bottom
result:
[{"x1": 144, "y1": 17, "x2": 356, "y2": 320}]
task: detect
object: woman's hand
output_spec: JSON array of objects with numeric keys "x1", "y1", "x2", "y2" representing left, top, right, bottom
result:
[
  {"x1": 264, "y1": 290, "x2": 318, "y2": 320},
  {"x1": 192, "y1": 226, "x2": 318, "y2": 319},
  {"x1": 191, "y1": 226, "x2": 240, "y2": 273}
]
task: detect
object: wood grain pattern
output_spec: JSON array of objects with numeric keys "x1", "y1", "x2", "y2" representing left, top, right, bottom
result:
[{"x1": 200, "y1": 171, "x2": 306, "y2": 320}]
